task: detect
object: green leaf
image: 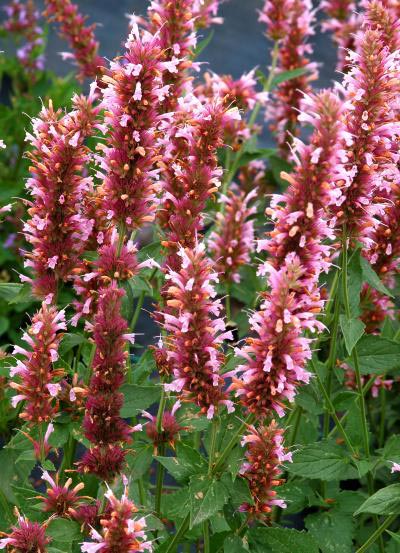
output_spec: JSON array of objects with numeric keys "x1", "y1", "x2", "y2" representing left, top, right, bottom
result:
[
  {"x1": 59, "y1": 333, "x2": 85, "y2": 356},
  {"x1": 161, "y1": 488, "x2": 190, "y2": 519},
  {"x1": 0, "y1": 283, "x2": 24, "y2": 302},
  {"x1": 305, "y1": 510, "x2": 354, "y2": 553},
  {"x1": 250, "y1": 528, "x2": 319, "y2": 553},
  {"x1": 193, "y1": 30, "x2": 214, "y2": 56},
  {"x1": 155, "y1": 445, "x2": 206, "y2": 484},
  {"x1": 270, "y1": 67, "x2": 310, "y2": 89},
  {"x1": 235, "y1": 147, "x2": 275, "y2": 169},
  {"x1": 126, "y1": 444, "x2": 153, "y2": 480},
  {"x1": 189, "y1": 475, "x2": 229, "y2": 528},
  {"x1": 224, "y1": 535, "x2": 249, "y2": 552},
  {"x1": 0, "y1": 316, "x2": 9, "y2": 337},
  {"x1": 355, "y1": 484, "x2": 400, "y2": 515},
  {"x1": 360, "y1": 256, "x2": 394, "y2": 298},
  {"x1": 286, "y1": 441, "x2": 357, "y2": 481},
  {"x1": 351, "y1": 335, "x2": 400, "y2": 375},
  {"x1": 386, "y1": 530, "x2": 400, "y2": 544},
  {"x1": 47, "y1": 519, "x2": 82, "y2": 542},
  {"x1": 120, "y1": 384, "x2": 160, "y2": 417},
  {"x1": 339, "y1": 315, "x2": 365, "y2": 354}
]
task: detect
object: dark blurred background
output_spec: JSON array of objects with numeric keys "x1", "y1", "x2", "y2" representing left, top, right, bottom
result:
[{"x1": 13, "y1": 0, "x2": 338, "y2": 91}]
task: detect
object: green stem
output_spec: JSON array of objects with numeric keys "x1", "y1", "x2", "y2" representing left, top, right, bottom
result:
[
  {"x1": 341, "y1": 234, "x2": 369, "y2": 455},
  {"x1": 378, "y1": 388, "x2": 386, "y2": 448},
  {"x1": 312, "y1": 360, "x2": 357, "y2": 456},
  {"x1": 355, "y1": 514, "x2": 396, "y2": 553},
  {"x1": 208, "y1": 416, "x2": 219, "y2": 476},
  {"x1": 323, "y1": 294, "x2": 341, "y2": 438},
  {"x1": 225, "y1": 284, "x2": 232, "y2": 321},
  {"x1": 164, "y1": 414, "x2": 254, "y2": 550},
  {"x1": 137, "y1": 479, "x2": 146, "y2": 506},
  {"x1": 60, "y1": 434, "x2": 77, "y2": 473},
  {"x1": 289, "y1": 405, "x2": 302, "y2": 446},
  {"x1": 155, "y1": 442, "x2": 166, "y2": 517},
  {"x1": 154, "y1": 386, "x2": 167, "y2": 517},
  {"x1": 164, "y1": 515, "x2": 190, "y2": 553},
  {"x1": 203, "y1": 520, "x2": 210, "y2": 553}
]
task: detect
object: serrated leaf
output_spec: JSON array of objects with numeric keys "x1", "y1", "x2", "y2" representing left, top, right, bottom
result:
[
  {"x1": 339, "y1": 315, "x2": 365, "y2": 354},
  {"x1": 189, "y1": 475, "x2": 229, "y2": 528},
  {"x1": 250, "y1": 528, "x2": 319, "y2": 553},
  {"x1": 286, "y1": 441, "x2": 357, "y2": 481},
  {"x1": 351, "y1": 335, "x2": 400, "y2": 375},
  {"x1": 176, "y1": 442, "x2": 207, "y2": 473},
  {"x1": 355, "y1": 484, "x2": 400, "y2": 515},
  {"x1": 306, "y1": 511, "x2": 354, "y2": 553},
  {"x1": 120, "y1": 384, "x2": 160, "y2": 417},
  {"x1": 155, "y1": 456, "x2": 195, "y2": 483},
  {"x1": 360, "y1": 256, "x2": 394, "y2": 298}
]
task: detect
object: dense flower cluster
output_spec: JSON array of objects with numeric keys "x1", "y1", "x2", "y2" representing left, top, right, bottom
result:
[
  {"x1": 41, "y1": 471, "x2": 85, "y2": 516},
  {"x1": 10, "y1": 303, "x2": 66, "y2": 423},
  {"x1": 230, "y1": 91, "x2": 345, "y2": 418},
  {"x1": 81, "y1": 488, "x2": 151, "y2": 553},
  {"x1": 158, "y1": 95, "x2": 240, "y2": 268},
  {"x1": 208, "y1": 188, "x2": 257, "y2": 284},
  {"x1": 239, "y1": 421, "x2": 291, "y2": 516},
  {"x1": 333, "y1": 29, "x2": 400, "y2": 246},
  {"x1": 268, "y1": 0, "x2": 318, "y2": 155},
  {"x1": 99, "y1": 24, "x2": 168, "y2": 232},
  {"x1": 321, "y1": 0, "x2": 359, "y2": 70},
  {"x1": 162, "y1": 243, "x2": 233, "y2": 418},
  {"x1": 78, "y1": 284, "x2": 135, "y2": 480},
  {"x1": 43, "y1": 0, "x2": 104, "y2": 79},
  {"x1": 259, "y1": 0, "x2": 294, "y2": 41},
  {"x1": 0, "y1": 514, "x2": 50, "y2": 552},
  {"x1": 23, "y1": 90, "x2": 101, "y2": 302},
  {"x1": 2, "y1": 0, "x2": 44, "y2": 73},
  {"x1": 195, "y1": 70, "x2": 268, "y2": 146}
]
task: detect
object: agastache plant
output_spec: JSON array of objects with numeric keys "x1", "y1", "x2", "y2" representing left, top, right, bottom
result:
[
  {"x1": 2, "y1": 1, "x2": 400, "y2": 552},
  {"x1": 43, "y1": 0, "x2": 105, "y2": 79}
]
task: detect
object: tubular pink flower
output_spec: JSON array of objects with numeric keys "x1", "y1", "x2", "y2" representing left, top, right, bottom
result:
[
  {"x1": 229, "y1": 255, "x2": 322, "y2": 418},
  {"x1": 239, "y1": 421, "x2": 291, "y2": 517},
  {"x1": 158, "y1": 95, "x2": 240, "y2": 269},
  {"x1": 99, "y1": 24, "x2": 168, "y2": 232},
  {"x1": 43, "y1": 0, "x2": 104, "y2": 80},
  {"x1": 0, "y1": 514, "x2": 51, "y2": 552},
  {"x1": 81, "y1": 488, "x2": 151, "y2": 553},
  {"x1": 258, "y1": 0, "x2": 294, "y2": 41},
  {"x1": 333, "y1": 29, "x2": 400, "y2": 247},
  {"x1": 232, "y1": 91, "x2": 346, "y2": 418},
  {"x1": 10, "y1": 303, "x2": 66, "y2": 423},
  {"x1": 362, "y1": 0, "x2": 400, "y2": 53},
  {"x1": 263, "y1": 90, "x2": 346, "y2": 278},
  {"x1": 2, "y1": 0, "x2": 45, "y2": 73},
  {"x1": 269, "y1": 0, "x2": 318, "y2": 156},
  {"x1": 193, "y1": 0, "x2": 224, "y2": 28},
  {"x1": 161, "y1": 243, "x2": 234, "y2": 419},
  {"x1": 71, "y1": 230, "x2": 148, "y2": 326},
  {"x1": 194, "y1": 70, "x2": 269, "y2": 147},
  {"x1": 321, "y1": 1, "x2": 360, "y2": 71},
  {"x1": 40, "y1": 471, "x2": 85, "y2": 516},
  {"x1": 78, "y1": 283, "x2": 134, "y2": 481},
  {"x1": 23, "y1": 90, "x2": 101, "y2": 302},
  {"x1": 208, "y1": 188, "x2": 257, "y2": 284}
]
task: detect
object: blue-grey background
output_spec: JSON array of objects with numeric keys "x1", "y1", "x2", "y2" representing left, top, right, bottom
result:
[{"x1": 2, "y1": 0, "x2": 339, "y2": 92}]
